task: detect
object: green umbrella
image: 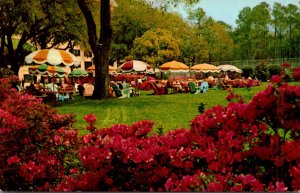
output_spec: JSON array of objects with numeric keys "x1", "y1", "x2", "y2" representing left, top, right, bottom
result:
[{"x1": 68, "y1": 68, "x2": 88, "y2": 77}]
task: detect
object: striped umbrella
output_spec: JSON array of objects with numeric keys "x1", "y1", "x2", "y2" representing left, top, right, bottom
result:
[
  {"x1": 191, "y1": 63, "x2": 220, "y2": 73},
  {"x1": 25, "y1": 48, "x2": 80, "y2": 66},
  {"x1": 159, "y1": 61, "x2": 189, "y2": 72},
  {"x1": 68, "y1": 69, "x2": 88, "y2": 77},
  {"x1": 218, "y1": 64, "x2": 242, "y2": 73},
  {"x1": 86, "y1": 65, "x2": 117, "y2": 73},
  {"x1": 29, "y1": 64, "x2": 66, "y2": 77}
]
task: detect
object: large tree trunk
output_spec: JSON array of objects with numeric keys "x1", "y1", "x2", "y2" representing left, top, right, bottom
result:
[
  {"x1": 77, "y1": 0, "x2": 112, "y2": 99},
  {"x1": 6, "y1": 32, "x2": 18, "y2": 74},
  {"x1": 95, "y1": 0, "x2": 112, "y2": 99},
  {"x1": 0, "y1": 34, "x2": 5, "y2": 68},
  {"x1": 13, "y1": 32, "x2": 29, "y2": 73}
]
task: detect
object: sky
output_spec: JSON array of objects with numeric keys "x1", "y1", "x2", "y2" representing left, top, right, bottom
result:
[{"x1": 173, "y1": 0, "x2": 299, "y2": 28}]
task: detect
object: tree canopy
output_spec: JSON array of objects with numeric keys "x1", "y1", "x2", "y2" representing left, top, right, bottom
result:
[
  {"x1": 130, "y1": 28, "x2": 181, "y2": 67},
  {"x1": 0, "y1": 0, "x2": 86, "y2": 73}
]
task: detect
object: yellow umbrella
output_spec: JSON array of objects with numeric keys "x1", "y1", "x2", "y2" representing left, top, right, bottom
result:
[
  {"x1": 86, "y1": 65, "x2": 116, "y2": 72},
  {"x1": 159, "y1": 61, "x2": 189, "y2": 72},
  {"x1": 191, "y1": 63, "x2": 220, "y2": 72}
]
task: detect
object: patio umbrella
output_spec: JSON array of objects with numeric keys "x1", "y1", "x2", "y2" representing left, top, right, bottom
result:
[
  {"x1": 29, "y1": 63, "x2": 66, "y2": 77},
  {"x1": 118, "y1": 60, "x2": 153, "y2": 73},
  {"x1": 218, "y1": 64, "x2": 242, "y2": 73},
  {"x1": 68, "y1": 69, "x2": 88, "y2": 77},
  {"x1": 191, "y1": 63, "x2": 220, "y2": 73},
  {"x1": 159, "y1": 61, "x2": 189, "y2": 72},
  {"x1": 25, "y1": 48, "x2": 80, "y2": 66},
  {"x1": 86, "y1": 65, "x2": 117, "y2": 73}
]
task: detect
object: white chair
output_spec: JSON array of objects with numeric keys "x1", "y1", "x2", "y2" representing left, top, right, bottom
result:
[{"x1": 83, "y1": 83, "x2": 94, "y2": 98}]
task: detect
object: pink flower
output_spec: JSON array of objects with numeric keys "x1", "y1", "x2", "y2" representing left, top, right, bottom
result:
[
  {"x1": 271, "y1": 75, "x2": 282, "y2": 84},
  {"x1": 226, "y1": 91, "x2": 235, "y2": 101},
  {"x1": 7, "y1": 155, "x2": 20, "y2": 165},
  {"x1": 84, "y1": 114, "x2": 97, "y2": 124},
  {"x1": 54, "y1": 135, "x2": 63, "y2": 145}
]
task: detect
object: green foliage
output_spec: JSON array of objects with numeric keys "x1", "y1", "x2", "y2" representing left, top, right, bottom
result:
[
  {"x1": 241, "y1": 66, "x2": 254, "y2": 78},
  {"x1": 0, "y1": 0, "x2": 87, "y2": 75},
  {"x1": 130, "y1": 29, "x2": 180, "y2": 67},
  {"x1": 0, "y1": 68, "x2": 14, "y2": 78},
  {"x1": 111, "y1": 0, "x2": 192, "y2": 63},
  {"x1": 254, "y1": 61, "x2": 270, "y2": 81},
  {"x1": 268, "y1": 64, "x2": 280, "y2": 76},
  {"x1": 179, "y1": 30, "x2": 209, "y2": 65},
  {"x1": 233, "y1": 2, "x2": 300, "y2": 60}
]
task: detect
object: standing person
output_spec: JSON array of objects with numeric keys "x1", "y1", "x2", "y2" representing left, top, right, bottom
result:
[{"x1": 77, "y1": 82, "x2": 85, "y2": 96}]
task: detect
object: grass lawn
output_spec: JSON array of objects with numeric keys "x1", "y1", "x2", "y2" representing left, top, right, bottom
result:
[{"x1": 56, "y1": 82, "x2": 270, "y2": 135}]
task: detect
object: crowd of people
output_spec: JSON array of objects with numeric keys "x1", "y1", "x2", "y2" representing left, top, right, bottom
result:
[{"x1": 10, "y1": 71, "x2": 261, "y2": 102}]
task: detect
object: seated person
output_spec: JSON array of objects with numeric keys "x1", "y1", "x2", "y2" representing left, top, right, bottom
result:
[
  {"x1": 117, "y1": 82, "x2": 123, "y2": 89},
  {"x1": 111, "y1": 82, "x2": 122, "y2": 97},
  {"x1": 207, "y1": 75, "x2": 214, "y2": 82},
  {"x1": 26, "y1": 83, "x2": 43, "y2": 96}
]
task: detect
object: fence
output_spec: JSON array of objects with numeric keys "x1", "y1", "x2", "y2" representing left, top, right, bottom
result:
[{"x1": 211, "y1": 58, "x2": 300, "y2": 69}]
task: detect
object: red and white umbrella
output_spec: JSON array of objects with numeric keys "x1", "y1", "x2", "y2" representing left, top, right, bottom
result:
[
  {"x1": 118, "y1": 60, "x2": 153, "y2": 73},
  {"x1": 25, "y1": 48, "x2": 80, "y2": 66}
]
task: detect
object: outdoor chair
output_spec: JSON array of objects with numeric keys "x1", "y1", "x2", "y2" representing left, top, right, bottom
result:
[
  {"x1": 120, "y1": 83, "x2": 132, "y2": 98},
  {"x1": 199, "y1": 81, "x2": 209, "y2": 93},
  {"x1": 62, "y1": 85, "x2": 75, "y2": 100},
  {"x1": 220, "y1": 79, "x2": 232, "y2": 91},
  {"x1": 188, "y1": 82, "x2": 196, "y2": 94},
  {"x1": 150, "y1": 81, "x2": 166, "y2": 95},
  {"x1": 47, "y1": 83, "x2": 65, "y2": 101},
  {"x1": 83, "y1": 83, "x2": 94, "y2": 98}
]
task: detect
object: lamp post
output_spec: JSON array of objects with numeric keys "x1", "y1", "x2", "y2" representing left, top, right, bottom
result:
[{"x1": 189, "y1": 62, "x2": 192, "y2": 78}]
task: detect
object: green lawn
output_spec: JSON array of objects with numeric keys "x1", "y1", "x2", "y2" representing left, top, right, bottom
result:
[{"x1": 56, "y1": 82, "x2": 269, "y2": 135}]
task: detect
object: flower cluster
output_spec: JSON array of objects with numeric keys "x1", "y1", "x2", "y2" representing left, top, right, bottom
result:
[
  {"x1": 2, "y1": 75, "x2": 300, "y2": 191},
  {"x1": 0, "y1": 77, "x2": 80, "y2": 191},
  {"x1": 53, "y1": 76, "x2": 300, "y2": 191},
  {"x1": 292, "y1": 67, "x2": 300, "y2": 81}
]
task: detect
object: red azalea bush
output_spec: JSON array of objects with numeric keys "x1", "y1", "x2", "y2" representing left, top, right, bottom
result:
[
  {"x1": 0, "y1": 77, "x2": 81, "y2": 191},
  {"x1": 292, "y1": 67, "x2": 300, "y2": 81},
  {"x1": 53, "y1": 75, "x2": 300, "y2": 191},
  {"x1": 1, "y1": 74, "x2": 300, "y2": 191}
]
